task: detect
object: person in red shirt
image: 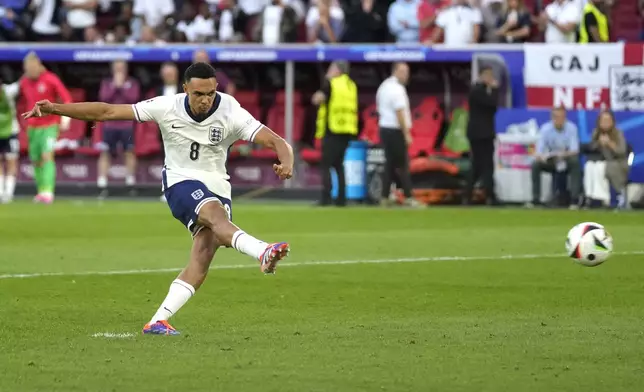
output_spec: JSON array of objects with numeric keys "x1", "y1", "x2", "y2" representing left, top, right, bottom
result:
[
  {"x1": 19, "y1": 52, "x2": 72, "y2": 204},
  {"x1": 418, "y1": 0, "x2": 448, "y2": 44}
]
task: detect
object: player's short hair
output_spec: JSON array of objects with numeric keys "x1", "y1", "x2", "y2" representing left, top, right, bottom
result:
[
  {"x1": 184, "y1": 62, "x2": 217, "y2": 83},
  {"x1": 24, "y1": 51, "x2": 40, "y2": 63}
]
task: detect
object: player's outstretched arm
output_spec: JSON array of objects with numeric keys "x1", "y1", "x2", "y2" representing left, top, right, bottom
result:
[
  {"x1": 22, "y1": 100, "x2": 136, "y2": 122},
  {"x1": 253, "y1": 127, "x2": 294, "y2": 180}
]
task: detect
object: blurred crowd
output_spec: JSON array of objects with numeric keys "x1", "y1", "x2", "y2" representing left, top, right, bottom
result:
[{"x1": 0, "y1": 0, "x2": 633, "y2": 46}]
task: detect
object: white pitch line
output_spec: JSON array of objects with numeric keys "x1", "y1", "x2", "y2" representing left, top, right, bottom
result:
[
  {"x1": 1, "y1": 251, "x2": 643, "y2": 280},
  {"x1": 91, "y1": 332, "x2": 135, "y2": 339}
]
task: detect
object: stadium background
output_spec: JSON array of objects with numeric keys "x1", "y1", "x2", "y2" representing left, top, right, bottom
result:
[{"x1": 1, "y1": 0, "x2": 643, "y2": 203}]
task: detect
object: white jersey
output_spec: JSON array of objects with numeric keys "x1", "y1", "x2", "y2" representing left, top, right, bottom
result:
[
  {"x1": 132, "y1": 92, "x2": 262, "y2": 199},
  {"x1": 2, "y1": 83, "x2": 20, "y2": 136}
]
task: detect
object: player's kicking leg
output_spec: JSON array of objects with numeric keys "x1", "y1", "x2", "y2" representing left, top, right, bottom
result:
[{"x1": 143, "y1": 188, "x2": 289, "y2": 335}]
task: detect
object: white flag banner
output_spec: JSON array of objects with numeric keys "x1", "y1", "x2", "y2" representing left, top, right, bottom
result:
[{"x1": 609, "y1": 65, "x2": 644, "y2": 111}]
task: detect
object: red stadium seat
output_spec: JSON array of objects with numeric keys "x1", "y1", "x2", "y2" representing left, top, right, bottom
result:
[
  {"x1": 408, "y1": 98, "x2": 444, "y2": 158},
  {"x1": 235, "y1": 90, "x2": 260, "y2": 120},
  {"x1": 134, "y1": 122, "x2": 162, "y2": 157},
  {"x1": 256, "y1": 90, "x2": 304, "y2": 159},
  {"x1": 359, "y1": 103, "x2": 379, "y2": 145},
  {"x1": 231, "y1": 90, "x2": 261, "y2": 157}
]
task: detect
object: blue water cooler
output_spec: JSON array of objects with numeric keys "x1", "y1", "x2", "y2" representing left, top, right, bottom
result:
[{"x1": 331, "y1": 140, "x2": 368, "y2": 201}]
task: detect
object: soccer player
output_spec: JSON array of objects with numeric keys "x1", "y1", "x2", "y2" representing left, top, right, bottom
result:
[
  {"x1": 0, "y1": 81, "x2": 20, "y2": 203},
  {"x1": 20, "y1": 52, "x2": 72, "y2": 204},
  {"x1": 23, "y1": 62, "x2": 293, "y2": 336}
]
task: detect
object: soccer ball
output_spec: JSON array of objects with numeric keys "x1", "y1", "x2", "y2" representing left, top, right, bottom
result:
[{"x1": 565, "y1": 222, "x2": 613, "y2": 267}]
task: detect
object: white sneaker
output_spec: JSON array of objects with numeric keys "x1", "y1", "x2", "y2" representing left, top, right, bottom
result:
[{"x1": 404, "y1": 198, "x2": 426, "y2": 209}]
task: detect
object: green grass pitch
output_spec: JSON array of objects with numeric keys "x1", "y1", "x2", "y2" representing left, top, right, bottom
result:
[{"x1": 0, "y1": 201, "x2": 643, "y2": 392}]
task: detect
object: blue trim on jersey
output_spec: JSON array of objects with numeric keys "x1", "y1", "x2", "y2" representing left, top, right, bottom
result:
[{"x1": 184, "y1": 93, "x2": 221, "y2": 123}]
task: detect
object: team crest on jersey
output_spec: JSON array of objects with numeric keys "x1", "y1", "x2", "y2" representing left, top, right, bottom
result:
[
  {"x1": 191, "y1": 189, "x2": 204, "y2": 200},
  {"x1": 209, "y1": 126, "x2": 224, "y2": 144}
]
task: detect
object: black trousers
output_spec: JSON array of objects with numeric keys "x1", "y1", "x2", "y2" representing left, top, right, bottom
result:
[
  {"x1": 465, "y1": 138, "x2": 496, "y2": 200},
  {"x1": 321, "y1": 133, "x2": 352, "y2": 204},
  {"x1": 380, "y1": 127, "x2": 413, "y2": 199}
]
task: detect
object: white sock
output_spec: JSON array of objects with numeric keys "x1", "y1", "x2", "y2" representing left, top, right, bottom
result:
[
  {"x1": 5, "y1": 176, "x2": 15, "y2": 199},
  {"x1": 97, "y1": 176, "x2": 107, "y2": 188},
  {"x1": 126, "y1": 175, "x2": 136, "y2": 186},
  {"x1": 0, "y1": 175, "x2": 4, "y2": 199},
  {"x1": 149, "y1": 279, "x2": 195, "y2": 324},
  {"x1": 231, "y1": 230, "x2": 268, "y2": 260}
]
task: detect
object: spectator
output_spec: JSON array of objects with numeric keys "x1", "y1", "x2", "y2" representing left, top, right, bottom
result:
[
  {"x1": 192, "y1": 50, "x2": 236, "y2": 95},
  {"x1": 0, "y1": 0, "x2": 29, "y2": 41},
  {"x1": 387, "y1": 0, "x2": 420, "y2": 43},
  {"x1": 30, "y1": 0, "x2": 63, "y2": 41},
  {"x1": 582, "y1": 110, "x2": 629, "y2": 208},
  {"x1": 139, "y1": 24, "x2": 166, "y2": 45},
  {"x1": 214, "y1": 0, "x2": 244, "y2": 42},
  {"x1": 463, "y1": 66, "x2": 499, "y2": 206},
  {"x1": 63, "y1": 0, "x2": 99, "y2": 41},
  {"x1": 306, "y1": 0, "x2": 344, "y2": 43},
  {"x1": 284, "y1": 0, "x2": 306, "y2": 22},
  {"x1": 117, "y1": 2, "x2": 143, "y2": 42},
  {"x1": 495, "y1": 0, "x2": 531, "y2": 43},
  {"x1": 133, "y1": 0, "x2": 174, "y2": 28},
  {"x1": 105, "y1": 21, "x2": 130, "y2": 43},
  {"x1": 236, "y1": 0, "x2": 270, "y2": 35},
  {"x1": 254, "y1": 0, "x2": 298, "y2": 44},
  {"x1": 539, "y1": 0, "x2": 580, "y2": 43},
  {"x1": 428, "y1": 0, "x2": 481, "y2": 46},
  {"x1": 341, "y1": 0, "x2": 385, "y2": 43},
  {"x1": 578, "y1": 0, "x2": 609, "y2": 43},
  {"x1": 528, "y1": 107, "x2": 581, "y2": 210},
  {"x1": 97, "y1": 60, "x2": 141, "y2": 198},
  {"x1": 177, "y1": 2, "x2": 215, "y2": 42},
  {"x1": 478, "y1": 0, "x2": 504, "y2": 43},
  {"x1": 418, "y1": 0, "x2": 447, "y2": 44},
  {"x1": 84, "y1": 25, "x2": 105, "y2": 44}
]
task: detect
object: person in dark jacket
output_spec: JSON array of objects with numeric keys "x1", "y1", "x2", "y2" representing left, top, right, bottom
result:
[{"x1": 463, "y1": 66, "x2": 499, "y2": 205}]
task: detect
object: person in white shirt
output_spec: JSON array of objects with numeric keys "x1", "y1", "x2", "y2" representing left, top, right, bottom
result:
[
  {"x1": 0, "y1": 82, "x2": 19, "y2": 203},
  {"x1": 428, "y1": 0, "x2": 482, "y2": 46},
  {"x1": 30, "y1": 0, "x2": 62, "y2": 40},
  {"x1": 63, "y1": 0, "x2": 98, "y2": 41},
  {"x1": 133, "y1": 0, "x2": 174, "y2": 28},
  {"x1": 254, "y1": 0, "x2": 298, "y2": 44},
  {"x1": 375, "y1": 63, "x2": 424, "y2": 208},
  {"x1": 22, "y1": 62, "x2": 294, "y2": 336},
  {"x1": 306, "y1": 0, "x2": 344, "y2": 43},
  {"x1": 177, "y1": 2, "x2": 216, "y2": 43},
  {"x1": 539, "y1": 0, "x2": 581, "y2": 43}
]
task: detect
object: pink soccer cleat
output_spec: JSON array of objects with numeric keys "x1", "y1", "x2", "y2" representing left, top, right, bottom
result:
[
  {"x1": 34, "y1": 194, "x2": 54, "y2": 204},
  {"x1": 259, "y1": 242, "x2": 290, "y2": 274}
]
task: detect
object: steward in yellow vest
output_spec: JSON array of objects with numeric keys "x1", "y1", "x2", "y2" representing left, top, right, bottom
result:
[
  {"x1": 311, "y1": 61, "x2": 359, "y2": 206},
  {"x1": 578, "y1": 0, "x2": 609, "y2": 43}
]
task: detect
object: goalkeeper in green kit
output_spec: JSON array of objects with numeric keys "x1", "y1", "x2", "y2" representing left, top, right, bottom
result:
[
  {"x1": 0, "y1": 81, "x2": 20, "y2": 203},
  {"x1": 19, "y1": 53, "x2": 72, "y2": 203}
]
